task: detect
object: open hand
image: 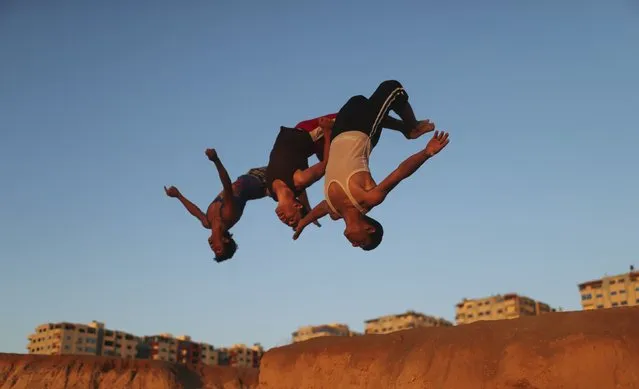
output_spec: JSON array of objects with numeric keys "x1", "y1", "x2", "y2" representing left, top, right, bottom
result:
[
  {"x1": 424, "y1": 131, "x2": 450, "y2": 156},
  {"x1": 164, "y1": 185, "x2": 181, "y2": 198},
  {"x1": 205, "y1": 148, "x2": 218, "y2": 161}
]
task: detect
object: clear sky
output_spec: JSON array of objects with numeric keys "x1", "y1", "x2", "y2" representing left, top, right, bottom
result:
[{"x1": 1, "y1": 0, "x2": 638, "y2": 353}]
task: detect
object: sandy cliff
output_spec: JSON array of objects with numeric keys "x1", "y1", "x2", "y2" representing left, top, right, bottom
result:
[
  {"x1": 0, "y1": 354, "x2": 257, "y2": 389},
  {"x1": 259, "y1": 306, "x2": 639, "y2": 389},
  {"x1": 4, "y1": 307, "x2": 639, "y2": 389}
]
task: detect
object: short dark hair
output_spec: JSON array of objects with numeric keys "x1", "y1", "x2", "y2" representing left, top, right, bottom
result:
[
  {"x1": 214, "y1": 233, "x2": 238, "y2": 263},
  {"x1": 361, "y1": 216, "x2": 384, "y2": 251}
]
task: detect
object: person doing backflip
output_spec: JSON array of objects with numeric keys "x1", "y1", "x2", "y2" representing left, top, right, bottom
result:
[
  {"x1": 292, "y1": 79, "x2": 451, "y2": 250},
  {"x1": 164, "y1": 149, "x2": 269, "y2": 262},
  {"x1": 265, "y1": 114, "x2": 337, "y2": 228}
]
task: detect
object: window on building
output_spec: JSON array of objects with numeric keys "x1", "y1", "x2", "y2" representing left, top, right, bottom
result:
[
  {"x1": 581, "y1": 294, "x2": 592, "y2": 300},
  {"x1": 621, "y1": 301, "x2": 628, "y2": 305},
  {"x1": 610, "y1": 280, "x2": 616, "y2": 284},
  {"x1": 596, "y1": 304, "x2": 604, "y2": 308},
  {"x1": 620, "y1": 290, "x2": 626, "y2": 294},
  {"x1": 611, "y1": 291, "x2": 617, "y2": 296},
  {"x1": 612, "y1": 302, "x2": 618, "y2": 307},
  {"x1": 596, "y1": 294, "x2": 603, "y2": 298}
]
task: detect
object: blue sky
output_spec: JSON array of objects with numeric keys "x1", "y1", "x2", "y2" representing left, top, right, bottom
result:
[{"x1": 1, "y1": 0, "x2": 638, "y2": 353}]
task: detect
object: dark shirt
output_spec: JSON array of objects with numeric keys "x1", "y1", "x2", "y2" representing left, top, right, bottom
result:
[{"x1": 266, "y1": 127, "x2": 315, "y2": 200}]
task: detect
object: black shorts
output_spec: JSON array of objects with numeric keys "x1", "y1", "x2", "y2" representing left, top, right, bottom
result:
[{"x1": 331, "y1": 80, "x2": 409, "y2": 149}]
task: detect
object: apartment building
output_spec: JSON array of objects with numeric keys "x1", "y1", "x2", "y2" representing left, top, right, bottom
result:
[
  {"x1": 26, "y1": 320, "x2": 262, "y2": 367},
  {"x1": 26, "y1": 320, "x2": 139, "y2": 358},
  {"x1": 364, "y1": 310, "x2": 453, "y2": 335},
  {"x1": 139, "y1": 333, "x2": 224, "y2": 366},
  {"x1": 141, "y1": 333, "x2": 180, "y2": 363},
  {"x1": 199, "y1": 342, "x2": 220, "y2": 366},
  {"x1": 226, "y1": 343, "x2": 264, "y2": 368},
  {"x1": 578, "y1": 268, "x2": 639, "y2": 310},
  {"x1": 455, "y1": 294, "x2": 554, "y2": 325},
  {"x1": 291, "y1": 323, "x2": 355, "y2": 343}
]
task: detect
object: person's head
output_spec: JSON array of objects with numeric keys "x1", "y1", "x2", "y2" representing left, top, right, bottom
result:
[
  {"x1": 275, "y1": 198, "x2": 304, "y2": 228},
  {"x1": 343, "y1": 214, "x2": 384, "y2": 250},
  {"x1": 208, "y1": 229, "x2": 238, "y2": 262}
]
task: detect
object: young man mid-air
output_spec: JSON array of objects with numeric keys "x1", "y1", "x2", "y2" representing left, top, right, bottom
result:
[
  {"x1": 265, "y1": 113, "x2": 336, "y2": 228},
  {"x1": 292, "y1": 79, "x2": 451, "y2": 250},
  {"x1": 164, "y1": 149, "x2": 269, "y2": 262}
]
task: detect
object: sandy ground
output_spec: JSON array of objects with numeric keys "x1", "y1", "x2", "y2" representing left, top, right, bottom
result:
[
  {"x1": 0, "y1": 353, "x2": 257, "y2": 389},
  {"x1": 259, "y1": 306, "x2": 639, "y2": 389}
]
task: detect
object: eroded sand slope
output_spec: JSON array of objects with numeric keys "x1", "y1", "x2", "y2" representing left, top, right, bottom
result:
[
  {"x1": 259, "y1": 307, "x2": 639, "y2": 389},
  {"x1": 0, "y1": 354, "x2": 257, "y2": 389}
]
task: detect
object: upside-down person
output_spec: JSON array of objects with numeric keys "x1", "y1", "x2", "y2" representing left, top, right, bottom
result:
[
  {"x1": 292, "y1": 80, "x2": 451, "y2": 250},
  {"x1": 265, "y1": 113, "x2": 337, "y2": 228},
  {"x1": 164, "y1": 148, "x2": 270, "y2": 262}
]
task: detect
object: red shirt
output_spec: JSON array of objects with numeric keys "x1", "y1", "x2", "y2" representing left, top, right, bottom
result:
[
  {"x1": 294, "y1": 113, "x2": 337, "y2": 160},
  {"x1": 294, "y1": 113, "x2": 338, "y2": 132}
]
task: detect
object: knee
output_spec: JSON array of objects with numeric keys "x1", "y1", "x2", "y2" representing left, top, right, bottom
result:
[
  {"x1": 378, "y1": 79, "x2": 404, "y2": 91},
  {"x1": 347, "y1": 95, "x2": 368, "y2": 104}
]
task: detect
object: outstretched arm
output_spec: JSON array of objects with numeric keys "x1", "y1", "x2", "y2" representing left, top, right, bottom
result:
[
  {"x1": 293, "y1": 123, "x2": 333, "y2": 190},
  {"x1": 363, "y1": 131, "x2": 450, "y2": 207},
  {"x1": 164, "y1": 186, "x2": 210, "y2": 228},
  {"x1": 205, "y1": 149, "x2": 234, "y2": 208},
  {"x1": 293, "y1": 200, "x2": 331, "y2": 240}
]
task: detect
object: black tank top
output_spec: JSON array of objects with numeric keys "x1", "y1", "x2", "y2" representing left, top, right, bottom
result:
[{"x1": 266, "y1": 127, "x2": 315, "y2": 200}]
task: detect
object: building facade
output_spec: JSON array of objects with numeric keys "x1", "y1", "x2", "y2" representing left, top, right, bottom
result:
[
  {"x1": 226, "y1": 343, "x2": 264, "y2": 368},
  {"x1": 455, "y1": 294, "x2": 554, "y2": 325},
  {"x1": 27, "y1": 320, "x2": 255, "y2": 367},
  {"x1": 291, "y1": 323, "x2": 354, "y2": 343},
  {"x1": 142, "y1": 333, "x2": 179, "y2": 362},
  {"x1": 578, "y1": 269, "x2": 639, "y2": 310},
  {"x1": 364, "y1": 310, "x2": 452, "y2": 335},
  {"x1": 199, "y1": 342, "x2": 220, "y2": 366},
  {"x1": 26, "y1": 320, "x2": 139, "y2": 358}
]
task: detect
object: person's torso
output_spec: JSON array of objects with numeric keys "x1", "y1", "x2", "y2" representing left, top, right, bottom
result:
[
  {"x1": 266, "y1": 127, "x2": 314, "y2": 199},
  {"x1": 210, "y1": 170, "x2": 268, "y2": 227},
  {"x1": 324, "y1": 131, "x2": 373, "y2": 216}
]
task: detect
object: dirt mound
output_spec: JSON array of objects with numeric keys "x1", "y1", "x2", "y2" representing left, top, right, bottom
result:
[
  {"x1": 259, "y1": 307, "x2": 639, "y2": 389},
  {"x1": 0, "y1": 353, "x2": 257, "y2": 389}
]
